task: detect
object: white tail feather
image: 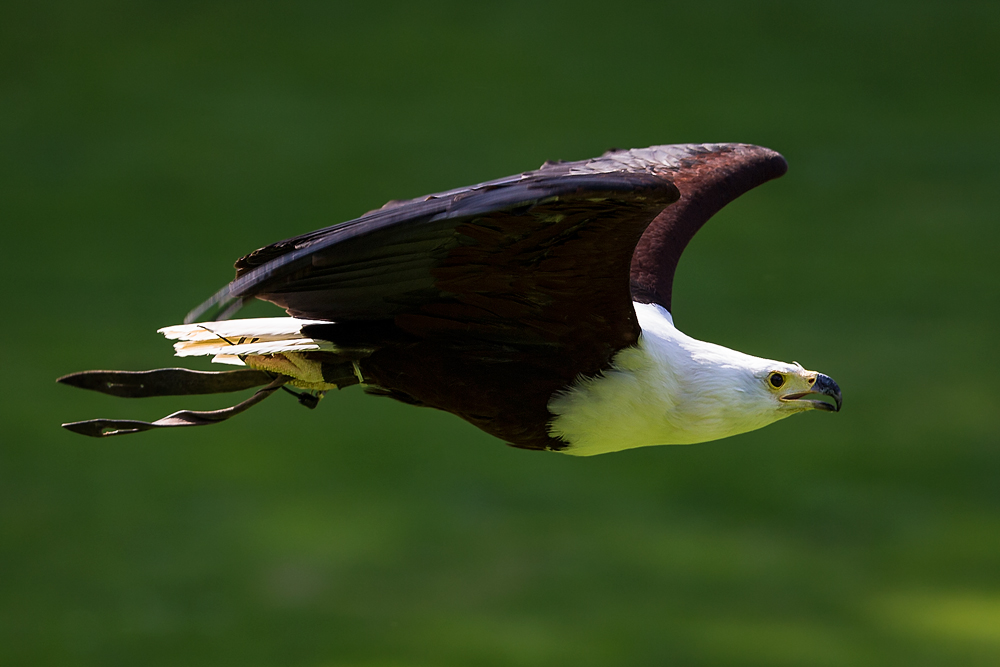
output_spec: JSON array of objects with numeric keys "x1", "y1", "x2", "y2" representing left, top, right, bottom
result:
[{"x1": 158, "y1": 318, "x2": 336, "y2": 358}]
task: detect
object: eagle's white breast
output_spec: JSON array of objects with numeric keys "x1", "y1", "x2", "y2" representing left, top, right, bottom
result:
[{"x1": 548, "y1": 302, "x2": 794, "y2": 456}]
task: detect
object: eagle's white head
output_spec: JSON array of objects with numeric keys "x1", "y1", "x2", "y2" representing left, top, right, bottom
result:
[{"x1": 548, "y1": 302, "x2": 841, "y2": 456}]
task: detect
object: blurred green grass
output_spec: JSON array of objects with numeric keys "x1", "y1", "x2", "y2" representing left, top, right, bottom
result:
[{"x1": 2, "y1": 1, "x2": 999, "y2": 665}]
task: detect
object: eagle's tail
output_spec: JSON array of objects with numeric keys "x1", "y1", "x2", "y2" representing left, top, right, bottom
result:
[{"x1": 159, "y1": 317, "x2": 337, "y2": 364}]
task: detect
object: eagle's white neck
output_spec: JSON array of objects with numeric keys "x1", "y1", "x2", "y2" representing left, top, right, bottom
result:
[{"x1": 547, "y1": 302, "x2": 792, "y2": 456}]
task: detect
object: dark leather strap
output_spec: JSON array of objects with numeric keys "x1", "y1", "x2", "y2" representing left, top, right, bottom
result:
[
  {"x1": 57, "y1": 367, "x2": 274, "y2": 398},
  {"x1": 61, "y1": 376, "x2": 288, "y2": 438}
]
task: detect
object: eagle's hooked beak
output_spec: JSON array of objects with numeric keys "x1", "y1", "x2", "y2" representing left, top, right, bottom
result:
[{"x1": 780, "y1": 373, "x2": 842, "y2": 412}]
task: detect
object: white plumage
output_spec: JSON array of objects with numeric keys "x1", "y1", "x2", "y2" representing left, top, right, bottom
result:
[
  {"x1": 159, "y1": 317, "x2": 336, "y2": 364},
  {"x1": 548, "y1": 303, "x2": 812, "y2": 456}
]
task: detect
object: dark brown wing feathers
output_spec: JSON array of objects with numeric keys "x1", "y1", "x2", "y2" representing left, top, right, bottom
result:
[{"x1": 628, "y1": 144, "x2": 788, "y2": 311}]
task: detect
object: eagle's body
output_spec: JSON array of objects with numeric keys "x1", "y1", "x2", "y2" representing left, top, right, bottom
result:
[{"x1": 61, "y1": 143, "x2": 841, "y2": 452}]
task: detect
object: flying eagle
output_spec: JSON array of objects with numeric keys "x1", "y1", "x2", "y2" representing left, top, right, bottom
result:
[{"x1": 60, "y1": 143, "x2": 841, "y2": 456}]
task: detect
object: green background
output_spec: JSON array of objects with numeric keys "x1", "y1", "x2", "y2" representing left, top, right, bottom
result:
[{"x1": 3, "y1": 2, "x2": 999, "y2": 665}]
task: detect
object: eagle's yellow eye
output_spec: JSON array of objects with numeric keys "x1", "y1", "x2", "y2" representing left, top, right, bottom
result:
[{"x1": 769, "y1": 372, "x2": 785, "y2": 388}]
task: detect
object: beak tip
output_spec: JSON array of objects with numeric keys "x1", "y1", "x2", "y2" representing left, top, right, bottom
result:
[{"x1": 815, "y1": 373, "x2": 842, "y2": 413}]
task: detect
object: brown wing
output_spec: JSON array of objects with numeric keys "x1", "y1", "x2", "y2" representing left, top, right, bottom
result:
[
  {"x1": 606, "y1": 144, "x2": 789, "y2": 312},
  {"x1": 188, "y1": 170, "x2": 682, "y2": 362}
]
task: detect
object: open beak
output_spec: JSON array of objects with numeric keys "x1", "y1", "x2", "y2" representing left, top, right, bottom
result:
[{"x1": 780, "y1": 373, "x2": 842, "y2": 412}]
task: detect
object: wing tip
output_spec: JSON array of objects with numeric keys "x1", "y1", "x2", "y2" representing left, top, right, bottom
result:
[{"x1": 735, "y1": 144, "x2": 788, "y2": 180}]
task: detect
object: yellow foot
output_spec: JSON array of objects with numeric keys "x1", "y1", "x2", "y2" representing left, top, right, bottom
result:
[{"x1": 242, "y1": 352, "x2": 339, "y2": 391}]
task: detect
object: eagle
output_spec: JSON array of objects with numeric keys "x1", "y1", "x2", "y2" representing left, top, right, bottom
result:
[{"x1": 60, "y1": 143, "x2": 841, "y2": 456}]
